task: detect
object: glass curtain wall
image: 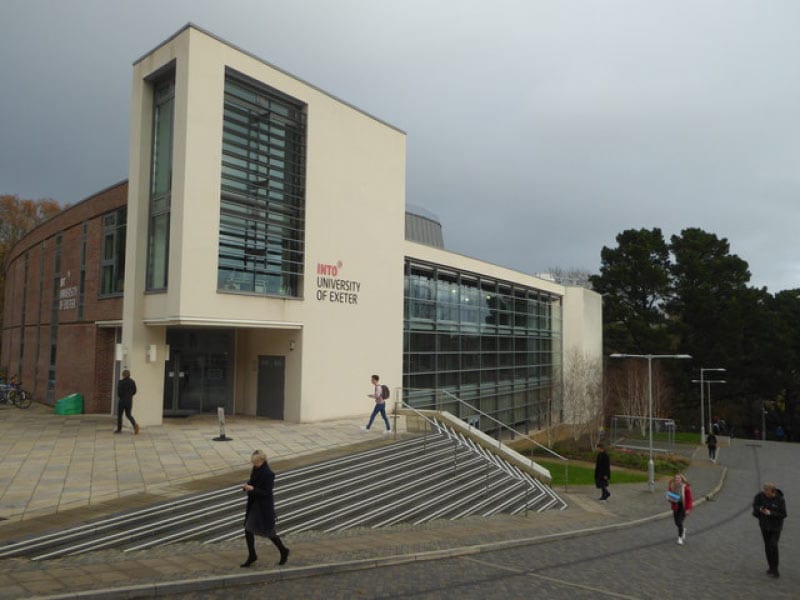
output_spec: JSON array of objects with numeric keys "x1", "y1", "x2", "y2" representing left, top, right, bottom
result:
[
  {"x1": 218, "y1": 70, "x2": 306, "y2": 297},
  {"x1": 403, "y1": 260, "x2": 562, "y2": 432}
]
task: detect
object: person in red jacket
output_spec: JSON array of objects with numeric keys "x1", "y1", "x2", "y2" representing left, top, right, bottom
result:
[{"x1": 668, "y1": 473, "x2": 693, "y2": 545}]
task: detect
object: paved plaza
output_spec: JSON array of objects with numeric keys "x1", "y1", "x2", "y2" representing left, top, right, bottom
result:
[
  {"x1": 0, "y1": 402, "x2": 787, "y2": 599},
  {"x1": 0, "y1": 402, "x2": 381, "y2": 525}
]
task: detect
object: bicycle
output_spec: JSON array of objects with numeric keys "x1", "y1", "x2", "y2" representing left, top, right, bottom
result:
[{"x1": 0, "y1": 383, "x2": 32, "y2": 409}]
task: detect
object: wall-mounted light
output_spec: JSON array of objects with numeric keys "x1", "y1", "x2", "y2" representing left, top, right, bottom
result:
[{"x1": 289, "y1": 340, "x2": 296, "y2": 352}]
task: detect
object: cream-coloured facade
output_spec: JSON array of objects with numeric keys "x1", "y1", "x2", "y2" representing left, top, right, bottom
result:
[
  {"x1": 120, "y1": 24, "x2": 602, "y2": 429},
  {"x1": 123, "y1": 25, "x2": 404, "y2": 426}
]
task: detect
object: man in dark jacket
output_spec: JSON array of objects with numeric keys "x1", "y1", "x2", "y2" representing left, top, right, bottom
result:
[
  {"x1": 116, "y1": 369, "x2": 139, "y2": 434},
  {"x1": 594, "y1": 443, "x2": 611, "y2": 501},
  {"x1": 753, "y1": 482, "x2": 787, "y2": 577}
]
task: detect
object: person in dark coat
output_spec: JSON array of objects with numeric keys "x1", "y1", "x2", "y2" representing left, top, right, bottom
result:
[
  {"x1": 241, "y1": 449, "x2": 289, "y2": 567},
  {"x1": 115, "y1": 369, "x2": 139, "y2": 434},
  {"x1": 705, "y1": 432, "x2": 718, "y2": 462},
  {"x1": 594, "y1": 443, "x2": 611, "y2": 501},
  {"x1": 753, "y1": 482, "x2": 787, "y2": 577}
]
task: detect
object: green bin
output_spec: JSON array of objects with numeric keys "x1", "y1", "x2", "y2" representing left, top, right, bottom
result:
[{"x1": 54, "y1": 393, "x2": 84, "y2": 415}]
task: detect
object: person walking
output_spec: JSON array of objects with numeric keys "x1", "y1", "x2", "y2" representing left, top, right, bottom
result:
[
  {"x1": 241, "y1": 449, "x2": 290, "y2": 568},
  {"x1": 361, "y1": 374, "x2": 391, "y2": 434},
  {"x1": 752, "y1": 482, "x2": 787, "y2": 577},
  {"x1": 667, "y1": 473, "x2": 693, "y2": 545},
  {"x1": 115, "y1": 369, "x2": 139, "y2": 434},
  {"x1": 594, "y1": 443, "x2": 611, "y2": 501},
  {"x1": 706, "y1": 431, "x2": 718, "y2": 462}
]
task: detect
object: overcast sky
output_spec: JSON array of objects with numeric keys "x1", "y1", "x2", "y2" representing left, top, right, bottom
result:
[{"x1": 2, "y1": 1, "x2": 799, "y2": 292}]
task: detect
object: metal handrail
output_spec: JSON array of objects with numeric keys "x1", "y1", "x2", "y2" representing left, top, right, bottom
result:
[
  {"x1": 402, "y1": 387, "x2": 569, "y2": 491},
  {"x1": 396, "y1": 398, "x2": 565, "y2": 513}
]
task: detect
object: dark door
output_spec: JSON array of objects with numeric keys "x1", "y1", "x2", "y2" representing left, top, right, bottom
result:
[
  {"x1": 163, "y1": 329, "x2": 233, "y2": 416},
  {"x1": 257, "y1": 355, "x2": 285, "y2": 419},
  {"x1": 163, "y1": 350, "x2": 195, "y2": 414}
]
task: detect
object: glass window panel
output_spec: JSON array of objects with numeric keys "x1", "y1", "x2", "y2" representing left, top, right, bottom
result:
[
  {"x1": 218, "y1": 71, "x2": 306, "y2": 297},
  {"x1": 498, "y1": 353, "x2": 514, "y2": 368},
  {"x1": 462, "y1": 353, "x2": 480, "y2": 370},
  {"x1": 151, "y1": 94, "x2": 174, "y2": 197},
  {"x1": 461, "y1": 370, "x2": 480, "y2": 385},
  {"x1": 410, "y1": 373, "x2": 435, "y2": 390},
  {"x1": 148, "y1": 212, "x2": 169, "y2": 289},
  {"x1": 410, "y1": 332, "x2": 436, "y2": 352},
  {"x1": 481, "y1": 354, "x2": 497, "y2": 368},
  {"x1": 437, "y1": 334, "x2": 459, "y2": 352},
  {"x1": 438, "y1": 371, "x2": 459, "y2": 387},
  {"x1": 409, "y1": 353, "x2": 435, "y2": 372}
]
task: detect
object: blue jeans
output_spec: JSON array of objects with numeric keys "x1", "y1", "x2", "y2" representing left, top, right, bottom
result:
[{"x1": 367, "y1": 402, "x2": 390, "y2": 430}]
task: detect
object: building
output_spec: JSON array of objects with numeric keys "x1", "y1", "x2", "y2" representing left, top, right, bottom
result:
[
  {"x1": 1, "y1": 24, "x2": 601, "y2": 431},
  {"x1": 1, "y1": 182, "x2": 127, "y2": 411}
]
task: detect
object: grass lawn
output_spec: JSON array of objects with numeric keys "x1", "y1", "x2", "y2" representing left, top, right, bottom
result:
[
  {"x1": 652, "y1": 431, "x2": 702, "y2": 444},
  {"x1": 535, "y1": 458, "x2": 648, "y2": 487}
]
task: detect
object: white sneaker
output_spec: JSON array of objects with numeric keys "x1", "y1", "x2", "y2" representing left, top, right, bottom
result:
[
  {"x1": 383, "y1": 429, "x2": 391, "y2": 435},
  {"x1": 681, "y1": 529, "x2": 687, "y2": 540},
  {"x1": 360, "y1": 426, "x2": 369, "y2": 432},
  {"x1": 677, "y1": 537, "x2": 684, "y2": 545}
]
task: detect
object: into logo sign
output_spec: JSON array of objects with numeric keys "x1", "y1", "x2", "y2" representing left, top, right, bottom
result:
[{"x1": 317, "y1": 261, "x2": 342, "y2": 276}]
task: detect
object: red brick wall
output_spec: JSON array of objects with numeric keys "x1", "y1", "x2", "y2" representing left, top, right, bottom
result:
[
  {"x1": 55, "y1": 323, "x2": 97, "y2": 408},
  {"x1": 94, "y1": 328, "x2": 116, "y2": 413}
]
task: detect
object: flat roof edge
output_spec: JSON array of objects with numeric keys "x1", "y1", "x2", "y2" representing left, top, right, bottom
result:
[{"x1": 133, "y1": 23, "x2": 406, "y2": 136}]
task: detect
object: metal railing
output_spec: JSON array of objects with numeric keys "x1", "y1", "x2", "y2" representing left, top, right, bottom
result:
[
  {"x1": 398, "y1": 387, "x2": 570, "y2": 491},
  {"x1": 395, "y1": 399, "x2": 563, "y2": 513}
]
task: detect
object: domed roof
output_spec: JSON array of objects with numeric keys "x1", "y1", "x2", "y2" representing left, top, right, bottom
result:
[{"x1": 405, "y1": 204, "x2": 444, "y2": 248}]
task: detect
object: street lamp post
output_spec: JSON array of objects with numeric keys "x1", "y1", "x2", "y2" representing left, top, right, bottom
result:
[
  {"x1": 697, "y1": 368, "x2": 726, "y2": 443},
  {"x1": 692, "y1": 377, "x2": 726, "y2": 442},
  {"x1": 706, "y1": 379, "x2": 726, "y2": 434},
  {"x1": 610, "y1": 353, "x2": 692, "y2": 492}
]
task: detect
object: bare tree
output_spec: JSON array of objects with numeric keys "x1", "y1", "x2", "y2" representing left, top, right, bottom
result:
[
  {"x1": 562, "y1": 348, "x2": 604, "y2": 447},
  {"x1": 544, "y1": 267, "x2": 594, "y2": 290},
  {"x1": 606, "y1": 361, "x2": 674, "y2": 436}
]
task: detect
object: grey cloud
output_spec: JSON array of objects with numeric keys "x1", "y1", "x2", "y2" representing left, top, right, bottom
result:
[{"x1": 1, "y1": 0, "x2": 799, "y2": 290}]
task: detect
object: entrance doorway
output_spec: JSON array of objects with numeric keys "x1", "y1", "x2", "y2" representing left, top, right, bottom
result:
[
  {"x1": 257, "y1": 355, "x2": 285, "y2": 419},
  {"x1": 164, "y1": 329, "x2": 233, "y2": 415}
]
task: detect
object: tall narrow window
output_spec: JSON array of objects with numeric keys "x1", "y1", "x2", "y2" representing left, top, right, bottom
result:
[
  {"x1": 147, "y1": 75, "x2": 174, "y2": 291},
  {"x1": 19, "y1": 253, "x2": 29, "y2": 364},
  {"x1": 78, "y1": 222, "x2": 87, "y2": 318},
  {"x1": 49, "y1": 235, "x2": 62, "y2": 401},
  {"x1": 35, "y1": 242, "x2": 45, "y2": 394},
  {"x1": 218, "y1": 70, "x2": 306, "y2": 297},
  {"x1": 100, "y1": 208, "x2": 127, "y2": 295}
]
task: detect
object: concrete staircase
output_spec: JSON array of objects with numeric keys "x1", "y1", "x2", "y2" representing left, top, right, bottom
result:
[{"x1": 0, "y1": 427, "x2": 566, "y2": 560}]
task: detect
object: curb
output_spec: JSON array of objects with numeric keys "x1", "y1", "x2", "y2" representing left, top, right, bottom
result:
[{"x1": 33, "y1": 465, "x2": 728, "y2": 600}]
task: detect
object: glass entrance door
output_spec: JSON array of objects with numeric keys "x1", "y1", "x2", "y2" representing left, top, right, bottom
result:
[{"x1": 163, "y1": 329, "x2": 233, "y2": 415}]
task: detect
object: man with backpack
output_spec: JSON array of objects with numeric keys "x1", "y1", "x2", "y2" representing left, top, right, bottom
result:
[{"x1": 361, "y1": 374, "x2": 391, "y2": 434}]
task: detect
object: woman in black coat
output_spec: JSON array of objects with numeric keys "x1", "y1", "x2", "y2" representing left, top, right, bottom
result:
[{"x1": 241, "y1": 450, "x2": 289, "y2": 567}]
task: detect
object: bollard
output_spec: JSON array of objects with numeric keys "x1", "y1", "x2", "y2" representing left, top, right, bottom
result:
[{"x1": 212, "y1": 406, "x2": 233, "y2": 442}]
